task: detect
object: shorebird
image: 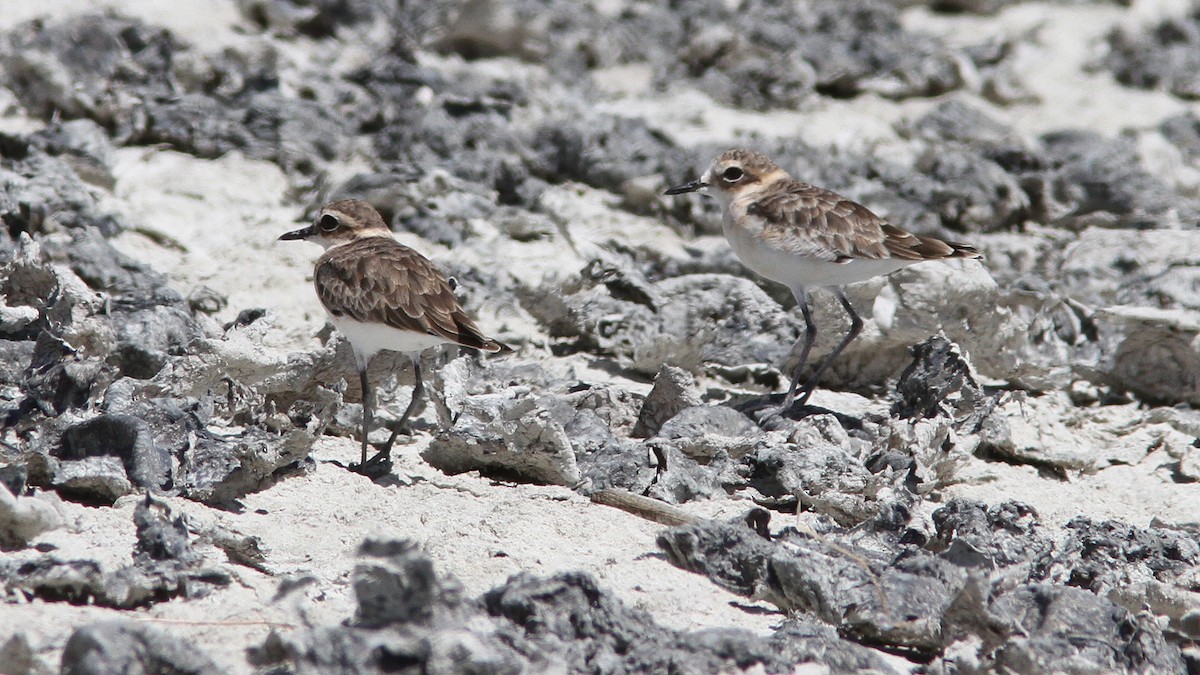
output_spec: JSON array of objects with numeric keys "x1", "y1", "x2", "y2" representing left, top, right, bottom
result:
[
  {"x1": 666, "y1": 149, "x2": 981, "y2": 409},
  {"x1": 280, "y1": 199, "x2": 508, "y2": 473}
]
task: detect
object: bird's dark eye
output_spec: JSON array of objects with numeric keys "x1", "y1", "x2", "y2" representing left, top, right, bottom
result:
[
  {"x1": 319, "y1": 214, "x2": 339, "y2": 232},
  {"x1": 722, "y1": 166, "x2": 744, "y2": 182}
]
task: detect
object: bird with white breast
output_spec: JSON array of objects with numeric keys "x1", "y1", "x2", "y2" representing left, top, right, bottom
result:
[
  {"x1": 279, "y1": 199, "x2": 508, "y2": 474},
  {"x1": 666, "y1": 149, "x2": 982, "y2": 410}
]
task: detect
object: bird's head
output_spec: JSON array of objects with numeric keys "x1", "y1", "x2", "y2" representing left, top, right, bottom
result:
[
  {"x1": 278, "y1": 199, "x2": 390, "y2": 250},
  {"x1": 664, "y1": 149, "x2": 790, "y2": 205}
]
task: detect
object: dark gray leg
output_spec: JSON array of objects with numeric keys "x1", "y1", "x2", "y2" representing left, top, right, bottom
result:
[
  {"x1": 357, "y1": 366, "x2": 372, "y2": 467},
  {"x1": 371, "y1": 357, "x2": 423, "y2": 465},
  {"x1": 792, "y1": 288, "x2": 863, "y2": 407},
  {"x1": 782, "y1": 288, "x2": 817, "y2": 409}
]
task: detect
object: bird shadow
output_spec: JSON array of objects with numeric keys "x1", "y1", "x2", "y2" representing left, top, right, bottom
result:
[{"x1": 728, "y1": 393, "x2": 864, "y2": 432}]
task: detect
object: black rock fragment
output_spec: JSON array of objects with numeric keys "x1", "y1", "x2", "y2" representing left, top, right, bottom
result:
[
  {"x1": 658, "y1": 517, "x2": 970, "y2": 657},
  {"x1": 656, "y1": 515, "x2": 779, "y2": 601},
  {"x1": 1, "y1": 13, "x2": 354, "y2": 181},
  {"x1": 179, "y1": 425, "x2": 315, "y2": 507},
  {"x1": 486, "y1": 571, "x2": 792, "y2": 674},
  {"x1": 891, "y1": 335, "x2": 986, "y2": 421},
  {"x1": 0, "y1": 134, "x2": 126, "y2": 237},
  {"x1": 1, "y1": 495, "x2": 228, "y2": 609},
  {"x1": 51, "y1": 456, "x2": 132, "y2": 505},
  {"x1": 1042, "y1": 517, "x2": 1200, "y2": 592},
  {"x1": 133, "y1": 494, "x2": 200, "y2": 565},
  {"x1": 930, "y1": 499, "x2": 1052, "y2": 571},
  {"x1": 402, "y1": 0, "x2": 962, "y2": 109}
]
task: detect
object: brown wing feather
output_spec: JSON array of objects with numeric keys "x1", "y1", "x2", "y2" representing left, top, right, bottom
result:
[
  {"x1": 750, "y1": 180, "x2": 982, "y2": 262},
  {"x1": 749, "y1": 182, "x2": 889, "y2": 260},
  {"x1": 314, "y1": 237, "x2": 506, "y2": 352}
]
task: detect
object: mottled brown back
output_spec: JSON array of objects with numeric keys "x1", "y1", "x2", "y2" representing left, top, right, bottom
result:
[
  {"x1": 315, "y1": 237, "x2": 506, "y2": 352},
  {"x1": 748, "y1": 180, "x2": 981, "y2": 262}
]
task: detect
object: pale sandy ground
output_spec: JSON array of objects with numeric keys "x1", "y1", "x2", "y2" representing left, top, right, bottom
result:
[{"x1": 2, "y1": 1, "x2": 1199, "y2": 672}]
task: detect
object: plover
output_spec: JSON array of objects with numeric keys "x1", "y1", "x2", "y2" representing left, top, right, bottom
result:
[
  {"x1": 280, "y1": 199, "x2": 508, "y2": 473},
  {"x1": 665, "y1": 149, "x2": 982, "y2": 409}
]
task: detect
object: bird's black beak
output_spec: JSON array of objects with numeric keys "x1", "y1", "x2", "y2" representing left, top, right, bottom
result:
[
  {"x1": 278, "y1": 224, "x2": 315, "y2": 241},
  {"x1": 664, "y1": 179, "x2": 708, "y2": 195}
]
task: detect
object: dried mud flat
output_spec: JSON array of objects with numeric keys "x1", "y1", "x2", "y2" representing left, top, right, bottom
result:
[{"x1": 0, "y1": 1, "x2": 1199, "y2": 673}]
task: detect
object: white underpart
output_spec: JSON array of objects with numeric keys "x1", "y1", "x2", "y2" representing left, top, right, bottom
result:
[{"x1": 330, "y1": 315, "x2": 449, "y2": 368}]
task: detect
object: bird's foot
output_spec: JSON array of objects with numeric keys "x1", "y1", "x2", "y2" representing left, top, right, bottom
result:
[
  {"x1": 746, "y1": 389, "x2": 817, "y2": 430},
  {"x1": 349, "y1": 449, "x2": 393, "y2": 478},
  {"x1": 751, "y1": 404, "x2": 788, "y2": 430}
]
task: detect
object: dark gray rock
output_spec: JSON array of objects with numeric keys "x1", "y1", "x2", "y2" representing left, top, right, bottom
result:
[
  {"x1": 422, "y1": 388, "x2": 580, "y2": 485},
  {"x1": 180, "y1": 426, "x2": 316, "y2": 507},
  {"x1": 22, "y1": 333, "x2": 113, "y2": 420},
  {"x1": 3, "y1": 558, "x2": 109, "y2": 605},
  {"x1": 894, "y1": 99, "x2": 1197, "y2": 234},
  {"x1": 524, "y1": 272, "x2": 799, "y2": 378},
  {"x1": 353, "y1": 538, "x2": 465, "y2": 629},
  {"x1": 658, "y1": 516, "x2": 968, "y2": 655},
  {"x1": 29, "y1": 119, "x2": 116, "y2": 190},
  {"x1": 1041, "y1": 517, "x2": 1200, "y2": 592},
  {"x1": 1, "y1": 14, "x2": 179, "y2": 129},
  {"x1": 778, "y1": 551, "x2": 966, "y2": 655},
  {"x1": 1105, "y1": 9, "x2": 1200, "y2": 100},
  {"x1": 1035, "y1": 130, "x2": 1194, "y2": 230},
  {"x1": 44, "y1": 226, "x2": 163, "y2": 297},
  {"x1": 891, "y1": 335, "x2": 988, "y2": 422},
  {"x1": 902, "y1": 97, "x2": 1032, "y2": 151},
  {"x1": 260, "y1": 536, "x2": 884, "y2": 674},
  {"x1": 486, "y1": 570, "x2": 800, "y2": 674},
  {"x1": 133, "y1": 494, "x2": 199, "y2": 565},
  {"x1": 528, "y1": 113, "x2": 691, "y2": 196},
  {"x1": 1159, "y1": 111, "x2": 1200, "y2": 165},
  {"x1": 642, "y1": 445, "x2": 734, "y2": 506},
  {"x1": 682, "y1": 0, "x2": 963, "y2": 105},
  {"x1": 408, "y1": 0, "x2": 962, "y2": 109},
  {"x1": 0, "y1": 481, "x2": 62, "y2": 551},
  {"x1": 906, "y1": 145, "x2": 1029, "y2": 232},
  {"x1": 750, "y1": 433, "x2": 879, "y2": 526},
  {"x1": 767, "y1": 620, "x2": 902, "y2": 674},
  {"x1": 0, "y1": 134, "x2": 126, "y2": 236},
  {"x1": 931, "y1": 499, "x2": 1052, "y2": 571},
  {"x1": 2, "y1": 498, "x2": 229, "y2": 609},
  {"x1": 633, "y1": 365, "x2": 701, "y2": 438},
  {"x1": 57, "y1": 415, "x2": 170, "y2": 491},
  {"x1": 650, "y1": 405, "x2": 763, "y2": 461},
  {"x1": 0, "y1": 462, "x2": 28, "y2": 497},
  {"x1": 1, "y1": 14, "x2": 353, "y2": 182},
  {"x1": 659, "y1": 513, "x2": 1189, "y2": 670},
  {"x1": 51, "y1": 456, "x2": 133, "y2": 505},
  {"x1": 108, "y1": 304, "x2": 203, "y2": 380},
  {"x1": 987, "y1": 585, "x2": 1186, "y2": 673},
  {"x1": 237, "y1": 0, "x2": 381, "y2": 38},
  {"x1": 60, "y1": 621, "x2": 221, "y2": 675},
  {"x1": 656, "y1": 516, "x2": 779, "y2": 601}
]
